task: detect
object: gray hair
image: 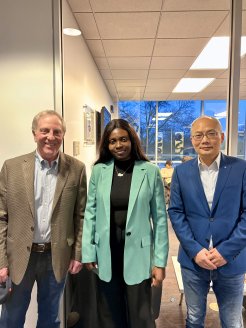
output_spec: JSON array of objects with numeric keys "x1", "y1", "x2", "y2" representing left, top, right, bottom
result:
[{"x1": 32, "y1": 110, "x2": 66, "y2": 133}]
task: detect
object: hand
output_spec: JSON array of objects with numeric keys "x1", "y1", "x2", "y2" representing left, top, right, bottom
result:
[
  {"x1": 151, "y1": 267, "x2": 166, "y2": 287},
  {"x1": 68, "y1": 260, "x2": 83, "y2": 274},
  {"x1": 85, "y1": 262, "x2": 97, "y2": 271},
  {"x1": 0, "y1": 267, "x2": 8, "y2": 284},
  {"x1": 194, "y1": 248, "x2": 217, "y2": 270},
  {"x1": 208, "y1": 248, "x2": 227, "y2": 267}
]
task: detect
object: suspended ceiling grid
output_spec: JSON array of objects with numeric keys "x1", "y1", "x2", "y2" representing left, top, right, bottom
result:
[{"x1": 66, "y1": 0, "x2": 246, "y2": 102}]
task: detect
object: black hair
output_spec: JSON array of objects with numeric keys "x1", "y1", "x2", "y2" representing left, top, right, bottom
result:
[{"x1": 95, "y1": 119, "x2": 149, "y2": 164}]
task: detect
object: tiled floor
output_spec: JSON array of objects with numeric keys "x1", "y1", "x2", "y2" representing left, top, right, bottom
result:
[{"x1": 156, "y1": 220, "x2": 246, "y2": 328}]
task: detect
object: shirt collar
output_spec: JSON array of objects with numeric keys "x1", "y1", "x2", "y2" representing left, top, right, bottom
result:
[
  {"x1": 35, "y1": 150, "x2": 59, "y2": 170},
  {"x1": 198, "y1": 152, "x2": 221, "y2": 170}
]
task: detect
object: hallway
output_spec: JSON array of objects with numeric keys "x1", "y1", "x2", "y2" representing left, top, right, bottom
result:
[{"x1": 156, "y1": 220, "x2": 246, "y2": 328}]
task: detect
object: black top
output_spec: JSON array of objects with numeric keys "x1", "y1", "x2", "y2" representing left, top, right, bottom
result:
[{"x1": 110, "y1": 159, "x2": 134, "y2": 229}]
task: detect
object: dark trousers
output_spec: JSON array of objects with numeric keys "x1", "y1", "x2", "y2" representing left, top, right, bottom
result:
[
  {"x1": 0, "y1": 251, "x2": 66, "y2": 328},
  {"x1": 97, "y1": 225, "x2": 155, "y2": 328},
  {"x1": 97, "y1": 276, "x2": 155, "y2": 328}
]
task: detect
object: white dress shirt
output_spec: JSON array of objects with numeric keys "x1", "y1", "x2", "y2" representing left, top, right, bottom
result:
[{"x1": 198, "y1": 152, "x2": 221, "y2": 249}]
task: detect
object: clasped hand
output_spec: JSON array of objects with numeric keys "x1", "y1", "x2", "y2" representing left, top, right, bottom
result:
[{"x1": 194, "y1": 248, "x2": 227, "y2": 270}]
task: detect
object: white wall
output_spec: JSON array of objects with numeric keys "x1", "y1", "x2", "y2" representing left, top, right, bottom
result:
[
  {"x1": 62, "y1": 0, "x2": 114, "y2": 175},
  {"x1": 0, "y1": 0, "x2": 57, "y2": 168}
]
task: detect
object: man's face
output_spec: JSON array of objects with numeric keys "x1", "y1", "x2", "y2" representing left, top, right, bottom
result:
[
  {"x1": 191, "y1": 117, "x2": 224, "y2": 164},
  {"x1": 33, "y1": 114, "x2": 64, "y2": 163}
]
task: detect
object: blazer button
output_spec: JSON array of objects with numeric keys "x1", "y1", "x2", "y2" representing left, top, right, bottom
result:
[
  {"x1": 27, "y1": 246, "x2": 31, "y2": 252},
  {"x1": 209, "y1": 217, "x2": 214, "y2": 222},
  {"x1": 31, "y1": 227, "x2": 34, "y2": 231},
  {"x1": 126, "y1": 232, "x2": 131, "y2": 236}
]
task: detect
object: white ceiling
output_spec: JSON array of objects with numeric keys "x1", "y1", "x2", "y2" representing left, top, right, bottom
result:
[{"x1": 66, "y1": 0, "x2": 246, "y2": 102}]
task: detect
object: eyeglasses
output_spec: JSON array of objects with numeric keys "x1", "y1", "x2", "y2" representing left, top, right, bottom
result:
[{"x1": 192, "y1": 130, "x2": 219, "y2": 141}]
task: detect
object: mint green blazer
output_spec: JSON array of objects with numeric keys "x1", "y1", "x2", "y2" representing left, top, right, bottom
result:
[{"x1": 82, "y1": 160, "x2": 169, "y2": 285}]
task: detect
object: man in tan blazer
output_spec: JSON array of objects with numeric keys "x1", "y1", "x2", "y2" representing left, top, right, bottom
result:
[{"x1": 0, "y1": 110, "x2": 87, "y2": 327}]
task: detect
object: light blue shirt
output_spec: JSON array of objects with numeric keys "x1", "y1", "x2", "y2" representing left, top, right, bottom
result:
[{"x1": 33, "y1": 151, "x2": 59, "y2": 243}]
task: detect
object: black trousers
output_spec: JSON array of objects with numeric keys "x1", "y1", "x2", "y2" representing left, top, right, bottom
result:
[{"x1": 96, "y1": 226, "x2": 155, "y2": 328}]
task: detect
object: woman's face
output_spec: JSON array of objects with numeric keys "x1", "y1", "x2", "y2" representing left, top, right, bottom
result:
[{"x1": 108, "y1": 128, "x2": 132, "y2": 161}]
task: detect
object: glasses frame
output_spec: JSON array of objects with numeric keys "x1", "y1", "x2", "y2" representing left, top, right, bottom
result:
[{"x1": 192, "y1": 130, "x2": 219, "y2": 141}]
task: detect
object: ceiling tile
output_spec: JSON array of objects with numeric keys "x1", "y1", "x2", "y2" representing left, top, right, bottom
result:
[
  {"x1": 86, "y1": 40, "x2": 105, "y2": 56},
  {"x1": 111, "y1": 70, "x2": 148, "y2": 79},
  {"x1": 154, "y1": 38, "x2": 209, "y2": 57},
  {"x1": 90, "y1": 0, "x2": 162, "y2": 12},
  {"x1": 67, "y1": 0, "x2": 92, "y2": 12},
  {"x1": 103, "y1": 39, "x2": 155, "y2": 57},
  {"x1": 116, "y1": 86, "x2": 145, "y2": 94},
  {"x1": 163, "y1": 0, "x2": 230, "y2": 11},
  {"x1": 158, "y1": 11, "x2": 228, "y2": 38},
  {"x1": 95, "y1": 12, "x2": 160, "y2": 39},
  {"x1": 107, "y1": 57, "x2": 151, "y2": 69},
  {"x1": 104, "y1": 79, "x2": 117, "y2": 93},
  {"x1": 214, "y1": 14, "x2": 230, "y2": 36},
  {"x1": 99, "y1": 69, "x2": 113, "y2": 79},
  {"x1": 151, "y1": 57, "x2": 195, "y2": 69},
  {"x1": 167, "y1": 93, "x2": 194, "y2": 100},
  {"x1": 210, "y1": 79, "x2": 228, "y2": 87},
  {"x1": 147, "y1": 79, "x2": 178, "y2": 88},
  {"x1": 148, "y1": 69, "x2": 186, "y2": 79},
  {"x1": 118, "y1": 91, "x2": 144, "y2": 100},
  {"x1": 240, "y1": 69, "x2": 246, "y2": 79},
  {"x1": 114, "y1": 79, "x2": 147, "y2": 87},
  {"x1": 185, "y1": 70, "x2": 225, "y2": 78},
  {"x1": 143, "y1": 93, "x2": 170, "y2": 100},
  {"x1": 75, "y1": 13, "x2": 100, "y2": 39},
  {"x1": 94, "y1": 57, "x2": 109, "y2": 69}
]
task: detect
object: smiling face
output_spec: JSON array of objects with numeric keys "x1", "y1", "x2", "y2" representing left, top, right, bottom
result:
[
  {"x1": 108, "y1": 128, "x2": 132, "y2": 161},
  {"x1": 191, "y1": 117, "x2": 224, "y2": 166},
  {"x1": 33, "y1": 114, "x2": 64, "y2": 164}
]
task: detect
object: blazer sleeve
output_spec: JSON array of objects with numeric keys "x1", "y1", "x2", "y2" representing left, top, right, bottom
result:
[
  {"x1": 150, "y1": 166, "x2": 169, "y2": 267},
  {"x1": 72, "y1": 162, "x2": 87, "y2": 261},
  {"x1": 82, "y1": 166, "x2": 97, "y2": 263},
  {"x1": 0, "y1": 162, "x2": 9, "y2": 269},
  {"x1": 216, "y1": 166, "x2": 246, "y2": 262},
  {"x1": 168, "y1": 168, "x2": 203, "y2": 259}
]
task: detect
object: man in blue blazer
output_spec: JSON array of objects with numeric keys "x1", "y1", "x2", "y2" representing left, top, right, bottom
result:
[{"x1": 168, "y1": 116, "x2": 246, "y2": 328}]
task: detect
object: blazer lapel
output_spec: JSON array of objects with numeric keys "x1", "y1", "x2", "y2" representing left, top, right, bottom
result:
[
  {"x1": 22, "y1": 153, "x2": 35, "y2": 218},
  {"x1": 126, "y1": 161, "x2": 146, "y2": 223},
  {"x1": 52, "y1": 153, "x2": 70, "y2": 212},
  {"x1": 211, "y1": 154, "x2": 231, "y2": 214},
  {"x1": 102, "y1": 161, "x2": 114, "y2": 221}
]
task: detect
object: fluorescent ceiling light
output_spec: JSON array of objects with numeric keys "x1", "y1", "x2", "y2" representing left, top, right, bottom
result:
[
  {"x1": 63, "y1": 28, "x2": 81, "y2": 36},
  {"x1": 191, "y1": 36, "x2": 246, "y2": 70},
  {"x1": 173, "y1": 78, "x2": 215, "y2": 93}
]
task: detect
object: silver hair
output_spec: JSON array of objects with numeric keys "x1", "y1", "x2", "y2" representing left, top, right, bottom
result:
[{"x1": 32, "y1": 110, "x2": 66, "y2": 133}]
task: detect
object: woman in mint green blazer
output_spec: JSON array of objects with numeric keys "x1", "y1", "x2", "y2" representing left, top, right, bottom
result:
[{"x1": 82, "y1": 119, "x2": 169, "y2": 328}]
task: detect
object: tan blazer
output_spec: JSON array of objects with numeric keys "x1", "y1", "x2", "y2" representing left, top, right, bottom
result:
[{"x1": 0, "y1": 151, "x2": 87, "y2": 284}]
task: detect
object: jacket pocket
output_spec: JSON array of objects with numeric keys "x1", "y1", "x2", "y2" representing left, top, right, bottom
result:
[{"x1": 141, "y1": 235, "x2": 152, "y2": 247}]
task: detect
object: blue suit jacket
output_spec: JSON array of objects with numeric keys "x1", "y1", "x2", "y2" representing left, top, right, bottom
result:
[
  {"x1": 82, "y1": 160, "x2": 169, "y2": 285},
  {"x1": 168, "y1": 153, "x2": 246, "y2": 275}
]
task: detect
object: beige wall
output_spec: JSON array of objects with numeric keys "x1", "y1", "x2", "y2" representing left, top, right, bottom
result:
[
  {"x1": 0, "y1": 0, "x2": 58, "y2": 168},
  {"x1": 62, "y1": 0, "x2": 114, "y2": 175}
]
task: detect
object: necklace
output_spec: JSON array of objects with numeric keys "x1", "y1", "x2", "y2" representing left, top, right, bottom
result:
[{"x1": 115, "y1": 163, "x2": 133, "y2": 177}]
